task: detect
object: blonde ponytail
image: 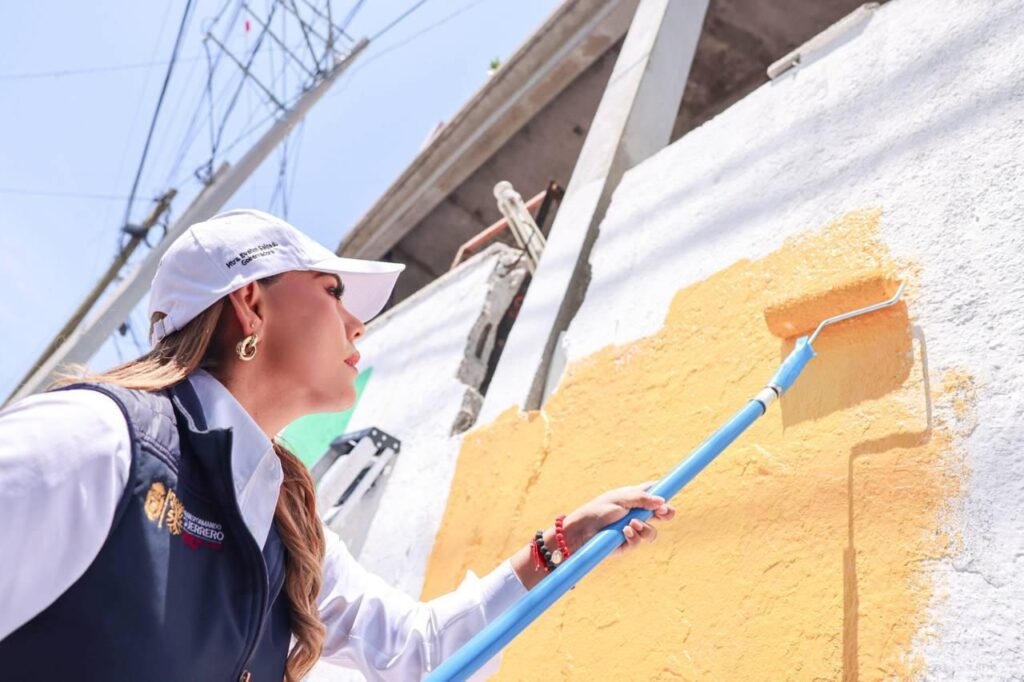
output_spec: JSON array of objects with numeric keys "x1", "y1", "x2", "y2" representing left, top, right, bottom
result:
[{"x1": 273, "y1": 442, "x2": 327, "y2": 680}]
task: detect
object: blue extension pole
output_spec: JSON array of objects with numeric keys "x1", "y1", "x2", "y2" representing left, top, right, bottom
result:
[{"x1": 426, "y1": 338, "x2": 817, "y2": 681}]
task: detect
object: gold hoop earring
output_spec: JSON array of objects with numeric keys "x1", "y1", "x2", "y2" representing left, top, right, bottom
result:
[{"x1": 236, "y1": 333, "x2": 260, "y2": 361}]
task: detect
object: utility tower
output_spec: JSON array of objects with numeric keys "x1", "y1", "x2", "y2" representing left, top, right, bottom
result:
[{"x1": 7, "y1": 1, "x2": 368, "y2": 405}]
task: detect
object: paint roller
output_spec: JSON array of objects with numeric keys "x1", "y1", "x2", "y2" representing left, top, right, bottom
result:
[
  {"x1": 426, "y1": 278, "x2": 907, "y2": 681},
  {"x1": 764, "y1": 274, "x2": 902, "y2": 339}
]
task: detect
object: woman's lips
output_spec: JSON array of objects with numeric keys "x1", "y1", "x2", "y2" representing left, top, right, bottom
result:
[{"x1": 344, "y1": 351, "x2": 360, "y2": 369}]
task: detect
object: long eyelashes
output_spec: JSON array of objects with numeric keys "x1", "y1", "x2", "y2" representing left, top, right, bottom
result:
[{"x1": 327, "y1": 286, "x2": 345, "y2": 300}]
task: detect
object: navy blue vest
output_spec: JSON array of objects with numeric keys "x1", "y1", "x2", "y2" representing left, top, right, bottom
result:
[{"x1": 0, "y1": 380, "x2": 293, "y2": 681}]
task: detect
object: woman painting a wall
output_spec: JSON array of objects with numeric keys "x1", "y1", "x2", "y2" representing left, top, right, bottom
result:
[{"x1": 0, "y1": 208, "x2": 675, "y2": 681}]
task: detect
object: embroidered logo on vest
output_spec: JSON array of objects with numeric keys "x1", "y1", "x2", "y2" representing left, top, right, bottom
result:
[
  {"x1": 181, "y1": 511, "x2": 225, "y2": 551},
  {"x1": 143, "y1": 482, "x2": 224, "y2": 550}
]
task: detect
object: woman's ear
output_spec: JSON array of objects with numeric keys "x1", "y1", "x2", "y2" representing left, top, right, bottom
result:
[{"x1": 226, "y1": 282, "x2": 265, "y2": 334}]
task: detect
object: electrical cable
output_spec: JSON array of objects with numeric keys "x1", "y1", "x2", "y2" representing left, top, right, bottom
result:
[
  {"x1": 102, "y1": 0, "x2": 176, "y2": 240},
  {"x1": 287, "y1": 0, "x2": 323, "y2": 71},
  {"x1": 329, "y1": 0, "x2": 491, "y2": 99},
  {"x1": 173, "y1": 13, "x2": 322, "y2": 189},
  {"x1": 209, "y1": 1, "x2": 279, "y2": 164},
  {"x1": 144, "y1": 40, "x2": 207, "y2": 192},
  {"x1": 165, "y1": 0, "x2": 247, "y2": 186},
  {"x1": 167, "y1": 0, "x2": 360, "y2": 196},
  {"x1": 0, "y1": 56, "x2": 205, "y2": 82},
  {"x1": 0, "y1": 187, "x2": 160, "y2": 202},
  {"x1": 267, "y1": 3, "x2": 291, "y2": 218},
  {"x1": 120, "y1": 0, "x2": 198, "y2": 230},
  {"x1": 369, "y1": 0, "x2": 430, "y2": 41},
  {"x1": 338, "y1": 0, "x2": 366, "y2": 33},
  {"x1": 284, "y1": 120, "x2": 306, "y2": 217}
]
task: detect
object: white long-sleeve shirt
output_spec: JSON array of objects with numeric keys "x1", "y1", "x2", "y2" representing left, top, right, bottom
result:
[{"x1": 0, "y1": 370, "x2": 526, "y2": 679}]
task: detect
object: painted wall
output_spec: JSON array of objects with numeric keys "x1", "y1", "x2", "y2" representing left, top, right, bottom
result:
[
  {"x1": 307, "y1": 244, "x2": 527, "y2": 680},
  {"x1": 324, "y1": 242, "x2": 527, "y2": 593},
  {"x1": 423, "y1": 0, "x2": 1023, "y2": 679}
]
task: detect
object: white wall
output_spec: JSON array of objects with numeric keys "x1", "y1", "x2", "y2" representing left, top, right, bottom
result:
[
  {"x1": 309, "y1": 244, "x2": 526, "y2": 680},
  {"x1": 562, "y1": 0, "x2": 1023, "y2": 675},
  {"x1": 338, "y1": 243, "x2": 526, "y2": 594},
  {"x1": 312, "y1": 0, "x2": 1024, "y2": 676}
]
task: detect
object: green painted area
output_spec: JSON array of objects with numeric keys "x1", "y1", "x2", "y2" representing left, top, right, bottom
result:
[{"x1": 279, "y1": 367, "x2": 374, "y2": 468}]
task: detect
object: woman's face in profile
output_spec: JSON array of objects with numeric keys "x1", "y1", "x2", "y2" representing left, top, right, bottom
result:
[{"x1": 258, "y1": 270, "x2": 366, "y2": 414}]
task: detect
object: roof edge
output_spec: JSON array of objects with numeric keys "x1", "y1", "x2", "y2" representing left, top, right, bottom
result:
[{"x1": 337, "y1": 0, "x2": 637, "y2": 258}]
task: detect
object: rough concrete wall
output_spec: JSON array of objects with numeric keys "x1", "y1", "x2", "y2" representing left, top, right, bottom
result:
[
  {"x1": 424, "y1": 0, "x2": 1023, "y2": 679},
  {"x1": 330, "y1": 243, "x2": 527, "y2": 594},
  {"x1": 308, "y1": 245, "x2": 527, "y2": 681}
]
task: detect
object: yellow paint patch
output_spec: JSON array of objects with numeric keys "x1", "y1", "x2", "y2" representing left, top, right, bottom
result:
[
  {"x1": 941, "y1": 369, "x2": 977, "y2": 421},
  {"x1": 423, "y1": 209, "x2": 970, "y2": 680}
]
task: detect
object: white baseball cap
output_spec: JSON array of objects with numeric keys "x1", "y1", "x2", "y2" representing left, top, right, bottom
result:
[{"x1": 148, "y1": 208, "x2": 405, "y2": 345}]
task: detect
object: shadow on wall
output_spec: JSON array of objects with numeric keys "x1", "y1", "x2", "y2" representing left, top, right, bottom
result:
[{"x1": 843, "y1": 325, "x2": 933, "y2": 681}]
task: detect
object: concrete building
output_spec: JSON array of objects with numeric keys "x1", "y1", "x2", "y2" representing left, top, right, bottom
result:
[
  {"x1": 311, "y1": 0, "x2": 1024, "y2": 678},
  {"x1": 336, "y1": 0, "x2": 873, "y2": 305}
]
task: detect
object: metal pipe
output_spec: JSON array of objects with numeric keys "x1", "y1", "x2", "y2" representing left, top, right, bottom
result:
[
  {"x1": 449, "y1": 189, "x2": 549, "y2": 270},
  {"x1": 494, "y1": 181, "x2": 547, "y2": 274}
]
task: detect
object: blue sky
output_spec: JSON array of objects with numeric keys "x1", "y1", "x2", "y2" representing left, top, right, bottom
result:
[{"x1": 0, "y1": 0, "x2": 560, "y2": 399}]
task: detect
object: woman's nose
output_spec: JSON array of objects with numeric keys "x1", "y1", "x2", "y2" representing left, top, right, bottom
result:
[{"x1": 342, "y1": 304, "x2": 366, "y2": 340}]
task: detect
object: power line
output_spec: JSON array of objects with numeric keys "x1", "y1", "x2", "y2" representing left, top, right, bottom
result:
[
  {"x1": 165, "y1": 0, "x2": 247, "y2": 187},
  {"x1": 175, "y1": 1, "x2": 341, "y2": 189},
  {"x1": 368, "y1": 0, "x2": 489, "y2": 66},
  {"x1": 121, "y1": 0, "x2": 198, "y2": 229},
  {"x1": 205, "y1": 84, "x2": 301, "y2": 169},
  {"x1": 0, "y1": 56, "x2": 206, "y2": 82},
  {"x1": 285, "y1": 120, "x2": 307, "y2": 213},
  {"x1": 207, "y1": 2, "x2": 280, "y2": 166},
  {"x1": 104, "y1": 0, "x2": 177, "y2": 233},
  {"x1": 288, "y1": 0, "x2": 323, "y2": 71},
  {"x1": 0, "y1": 3, "x2": 307, "y2": 85},
  {"x1": 146, "y1": 0, "x2": 364, "y2": 200},
  {"x1": 329, "y1": 0, "x2": 492, "y2": 98},
  {"x1": 0, "y1": 41, "x2": 322, "y2": 84},
  {"x1": 75, "y1": 0, "x2": 473, "y2": 207},
  {"x1": 189, "y1": 0, "x2": 467, "y2": 175},
  {"x1": 338, "y1": 0, "x2": 366, "y2": 33},
  {"x1": 0, "y1": 187, "x2": 162, "y2": 202},
  {"x1": 268, "y1": 2, "x2": 292, "y2": 218},
  {"x1": 144, "y1": 36, "x2": 207, "y2": 194},
  {"x1": 369, "y1": 0, "x2": 430, "y2": 41}
]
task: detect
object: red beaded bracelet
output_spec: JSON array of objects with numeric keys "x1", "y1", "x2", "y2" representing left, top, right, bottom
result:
[
  {"x1": 530, "y1": 516, "x2": 576, "y2": 576},
  {"x1": 554, "y1": 514, "x2": 572, "y2": 559}
]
